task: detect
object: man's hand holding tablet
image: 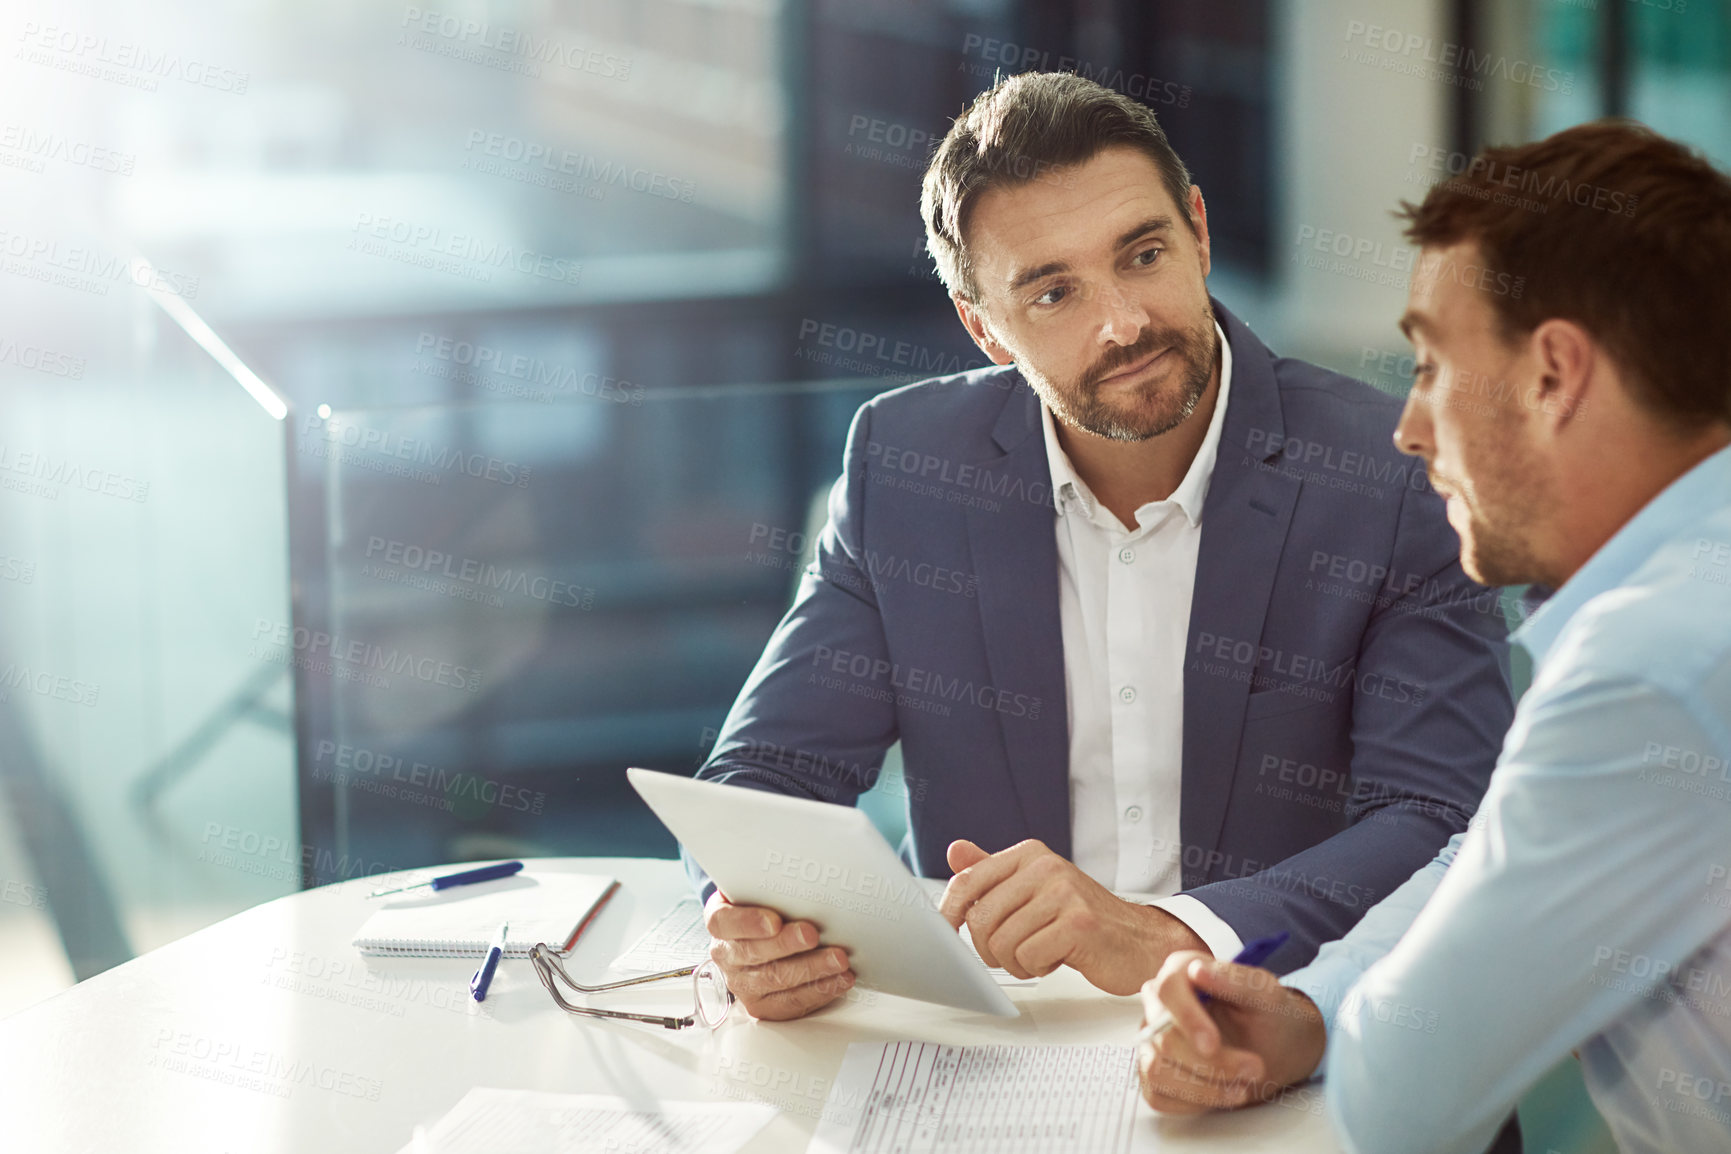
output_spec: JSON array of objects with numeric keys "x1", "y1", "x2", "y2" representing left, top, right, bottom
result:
[
  {"x1": 631, "y1": 768, "x2": 1017, "y2": 1022},
  {"x1": 702, "y1": 892, "x2": 856, "y2": 1021}
]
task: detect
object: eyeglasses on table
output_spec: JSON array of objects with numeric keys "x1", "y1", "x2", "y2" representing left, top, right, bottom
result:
[{"x1": 529, "y1": 942, "x2": 734, "y2": 1030}]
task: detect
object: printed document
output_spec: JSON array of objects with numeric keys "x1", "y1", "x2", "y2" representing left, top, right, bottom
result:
[{"x1": 808, "y1": 1041, "x2": 1141, "y2": 1153}]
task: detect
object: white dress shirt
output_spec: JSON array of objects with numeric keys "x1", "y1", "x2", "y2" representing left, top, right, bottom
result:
[{"x1": 1041, "y1": 321, "x2": 1243, "y2": 960}]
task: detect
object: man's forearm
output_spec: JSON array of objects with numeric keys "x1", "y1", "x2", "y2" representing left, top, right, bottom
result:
[
  {"x1": 1180, "y1": 802, "x2": 1464, "y2": 973},
  {"x1": 1279, "y1": 833, "x2": 1458, "y2": 1040}
]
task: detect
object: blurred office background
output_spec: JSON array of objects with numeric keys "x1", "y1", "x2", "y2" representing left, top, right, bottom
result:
[{"x1": 1, "y1": 0, "x2": 1724, "y2": 1146}]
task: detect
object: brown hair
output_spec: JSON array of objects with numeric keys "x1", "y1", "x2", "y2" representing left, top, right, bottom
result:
[
  {"x1": 1398, "y1": 119, "x2": 1731, "y2": 427},
  {"x1": 920, "y1": 71, "x2": 1194, "y2": 301}
]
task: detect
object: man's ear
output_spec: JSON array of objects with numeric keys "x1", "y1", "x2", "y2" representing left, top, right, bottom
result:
[
  {"x1": 1188, "y1": 185, "x2": 1211, "y2": 280},
  {"x1": 953, "y1": 295, "x2": 1015, "y2": 366},
  {"x1": 1529, "y1": 318, "x2": 1595, "y2": 431}
]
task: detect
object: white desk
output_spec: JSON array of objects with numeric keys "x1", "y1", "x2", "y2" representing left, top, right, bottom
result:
[{"x1": 0, "y1": 858, "x2": 1343, "y2": 1152}]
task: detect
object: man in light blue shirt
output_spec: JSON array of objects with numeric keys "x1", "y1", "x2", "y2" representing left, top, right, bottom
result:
[{"x1": 1135, "y1": 120, "x2": 1731, "y2": 1154}]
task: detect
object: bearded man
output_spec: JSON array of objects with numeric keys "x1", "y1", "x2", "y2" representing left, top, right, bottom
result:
[{"x1": 688, "y1": 73, "x2": 1513, "y2": 1051}]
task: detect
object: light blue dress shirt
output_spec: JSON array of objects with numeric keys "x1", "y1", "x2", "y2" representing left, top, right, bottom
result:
[{"x1": 1283, "y1": 444, "x2": 1731, "y2": 1154}]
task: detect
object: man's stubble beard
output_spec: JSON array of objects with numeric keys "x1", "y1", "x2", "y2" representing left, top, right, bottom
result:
[
  {"x1": 1019, "y1": 301, "x2": 1218, "y2": 443},
  {"x1": 1435, "y1": 425, "x2": 1552, "y2": 588}
]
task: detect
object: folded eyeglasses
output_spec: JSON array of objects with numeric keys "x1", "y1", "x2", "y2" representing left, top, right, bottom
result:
[{"x1": 529, "y1": 943, "x2": 734, "y2": 1030}]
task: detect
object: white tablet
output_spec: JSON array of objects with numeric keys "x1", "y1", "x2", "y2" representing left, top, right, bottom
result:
[{"x1": 627, "y1": 768, "x2": 1018, "y2": 1017}]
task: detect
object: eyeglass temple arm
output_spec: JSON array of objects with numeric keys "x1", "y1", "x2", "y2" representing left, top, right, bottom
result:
[
  {"x1": 531, "y1": 948, "x2": 701, "y2": 1029},
  {"x1": 540, "y1": 981, "x2": 696, "y2": 1030},
  {"x1": 537, "y1": 949, "x2": 699, "y2": 993}
]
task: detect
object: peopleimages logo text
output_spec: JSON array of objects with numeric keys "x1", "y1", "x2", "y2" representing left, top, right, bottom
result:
[
  {"x1": 251, "y1": 619, "x2": 481, "y2": 693},
  {"x1": 399, "y1": 8, "x2": 631, "y2": 79},
  {"x1": 0, "y1": 228, "x2": 200, "y2": 299},
  {"x1": 414, "y1": 334, "x2": 641, "y2": 403},
  {"x1": 463, "y1": 131, "x2": 692, "y2": 202},
  {"x1": 1343, "y1": 20, "x2": 1574, "y2": 95},
  {"x1": 363, "y1": 536, "x2": 593, "y2": 608},
  {"x1": 314, "y1": 740, "x2": 544, "y2": 814},
  {"x1": 300, "y1": 415, "x2": 531, "y2": 487},
  {"x1": 0, "y1": 123, "x2": 135, "y2": 175},
  {"x1": 348, "y1": 214, "x2": 581, "y2": 285},
  {"x1": 16, "y1": 22, "x2": 250, "y2": 93},
  {"x1": 0, "y1": 335, "x2": 85, "y2": 378}
]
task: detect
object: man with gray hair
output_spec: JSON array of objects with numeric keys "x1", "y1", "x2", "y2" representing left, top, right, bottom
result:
[{"x1": 688, "y1": 73, "x2": 1512, "y2": 1065}]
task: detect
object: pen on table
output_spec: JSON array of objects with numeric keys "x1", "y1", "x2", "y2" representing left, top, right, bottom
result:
[
  {"x1": 471, "y1": 921, "x2": 509, "y2": 1003},
  {"x1": 368, "y1": 860, "x2": 524, "y2": 898},
  {"x1": 1136, "y1": 931, "x2": 1291, "y2": 1048}
]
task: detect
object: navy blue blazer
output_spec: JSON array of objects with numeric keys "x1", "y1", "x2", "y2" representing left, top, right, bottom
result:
[{"x1": 690, "y1": 300, "x2": 1513, "y2": 973}]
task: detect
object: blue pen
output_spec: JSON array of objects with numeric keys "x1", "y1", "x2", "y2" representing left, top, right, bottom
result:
[
  {"x1": 368, "y1": 860, "x2": 525, "y2": 898},
  {"x1": 471, "y1": 921, "x2": 509, "y2": 1003},
  {"x1": 1136, "y1": 931, "x2": 1291, "y2": 1045}
]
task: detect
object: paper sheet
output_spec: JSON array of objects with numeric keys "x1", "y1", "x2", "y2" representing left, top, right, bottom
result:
[
  {"x1": 808, "y1": 1041, "x2": 1140, "y2": 1154},
  {"x1": 610, "y1": 897, "x2": 713, "y2": 975},
  {"x1": 398, "y1": 1088, "x2": 775, "y2": 1154}
]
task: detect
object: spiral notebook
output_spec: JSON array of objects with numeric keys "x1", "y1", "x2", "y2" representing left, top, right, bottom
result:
[{"x1": 352, "y1": 870, "x2": 619, "y2": 958}]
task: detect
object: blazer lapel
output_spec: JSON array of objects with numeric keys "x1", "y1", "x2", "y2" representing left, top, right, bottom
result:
[
  {"x1": 1180, "y1": 302, "x2": 1302, "y2": 886},
  {"x1": 964, "y1": 382, "x2": 1072, "y2": 857}
]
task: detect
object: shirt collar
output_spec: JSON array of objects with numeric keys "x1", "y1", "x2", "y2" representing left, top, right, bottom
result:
[
  {"x1": 1040, "y1": 320, "x2": 1233, "y2": 530},
  {"x1": 1513, "y1": 443, "x2": 1731, "y2": 667}
]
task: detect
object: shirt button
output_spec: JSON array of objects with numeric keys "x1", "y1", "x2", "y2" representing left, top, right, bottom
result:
[
  {"x1": 1117, "y1": 547, "x2": 1136, "y2": 564},
  {"x1": 1125, "y1": 806, "x2": 1144, "y2": 823},
  {"x1": 1118, "y1": 685, "x2": 1137, "y2": 703}
]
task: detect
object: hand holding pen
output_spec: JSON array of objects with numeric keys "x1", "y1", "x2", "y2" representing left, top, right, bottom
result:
[
  {"x1": 1136, "y1": 932, "x2": 1289, "y2": 1046},
  {"x1": 1134, "y1": 931, "x2": 1330, "y2": 1114}
]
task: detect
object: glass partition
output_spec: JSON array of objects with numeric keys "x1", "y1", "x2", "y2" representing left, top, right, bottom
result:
[
  {"x1": 291, "y1": 382, "x2": 917, "y2": 886},
  {"x1": 0, "y1": 261, "x2": 292, "y2": 1012}
]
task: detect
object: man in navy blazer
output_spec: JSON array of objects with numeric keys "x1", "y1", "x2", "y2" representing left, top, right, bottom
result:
[{"x1": 690, "y1": 72, "x2": 1513, "y2": 1023}]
